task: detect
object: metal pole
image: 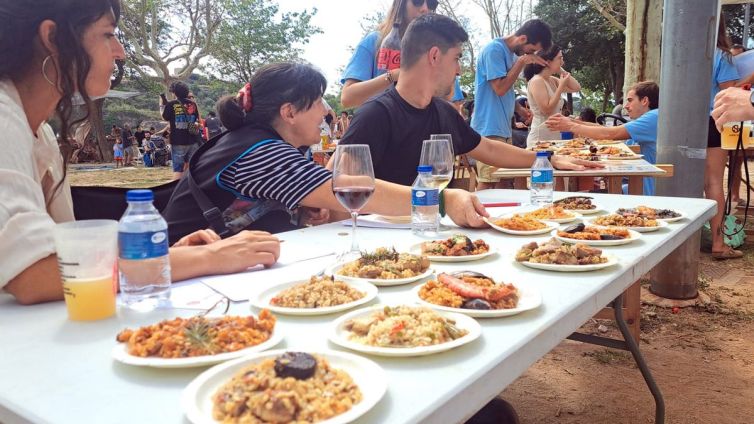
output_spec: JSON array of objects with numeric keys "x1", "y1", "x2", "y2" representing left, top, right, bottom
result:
[
  {"x1": 651, "y1": 0, "x2": 718, "y2": 299},
  {"x1": 745, "y1": 3, "x2": 751, "y2": 49}
]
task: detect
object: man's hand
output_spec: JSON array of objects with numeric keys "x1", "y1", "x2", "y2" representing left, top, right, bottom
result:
[
  {"x1": 550, "y1": 155, "x2": 605, "y2": 171},
  {"x1": 518, "y1": 54, "x2": 547, "y2": 66},
  {"x1": 545, "y1": 114, "x2": 573, "y2": 132},
  {"x1": 299, "y1": 207, "x2": 330, "y2": 226},
  {"x1": 712, "y1": 87, "x2": 754, "y2": 131},
  {"x1": 444, "y1": 189, "x2": 489, "y2": 228},
  {"x1": 172, "y1": 229, "x2": 221, "y2": 247}
]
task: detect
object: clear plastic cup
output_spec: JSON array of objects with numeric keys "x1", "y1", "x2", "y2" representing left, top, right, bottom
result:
[{"x1": 53, "y1": 220, "x2": 118, "y2": 321}]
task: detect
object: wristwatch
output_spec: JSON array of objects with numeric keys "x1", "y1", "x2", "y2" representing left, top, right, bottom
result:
[{"x1": 749, "y1": 90, "x2": 754, "y2": 108}]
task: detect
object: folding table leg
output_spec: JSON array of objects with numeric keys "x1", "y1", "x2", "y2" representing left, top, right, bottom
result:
[
  {"x1": 567, "y1": 294, "x2": 665, "y2": 424},
  {"x1": 613, "y1": 294, "x2": 665, "y2": 424}
]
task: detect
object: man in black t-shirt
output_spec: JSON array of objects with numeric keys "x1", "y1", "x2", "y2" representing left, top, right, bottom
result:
[
  {"x1": 162, "y1": 81, "x2": 202, "y2": 179},
  {"x1": 338, "y1": 14, "x2": 600, "y2": 187},
  {"x1": 204, "y1": 111, "x2": 223, "y2": 139}
]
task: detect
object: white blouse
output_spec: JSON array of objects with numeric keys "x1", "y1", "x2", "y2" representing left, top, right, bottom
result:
[{"x1": 0, "y1": 79, "x2": 74, "y2": 288}]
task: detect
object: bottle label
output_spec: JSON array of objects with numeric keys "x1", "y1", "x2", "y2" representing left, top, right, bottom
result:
[
  {"x1": 119, "y1": 231, "x2": 169, "y2": 260},
  {"x1": 377, "y1": 48, "x2": 401, "y2": 71},
  {"x1": 412, "y1": 188, "x2": 439, "y2": 206},
  {"x1": 531, "y1": 169, "x2": 553, "y2": 184}
]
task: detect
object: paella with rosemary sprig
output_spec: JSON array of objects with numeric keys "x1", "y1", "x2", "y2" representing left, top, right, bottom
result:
[
  {"x1": 115, "y1": 310, "x2": 276, "y2": 358},
  {"x1": 338, "y1": 247, "x2": 430, "y2": 280}
]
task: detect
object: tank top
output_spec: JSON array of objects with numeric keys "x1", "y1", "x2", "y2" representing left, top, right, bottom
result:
[{"x1": 527, "y1": 75, "x2": 564, "y2": 148}]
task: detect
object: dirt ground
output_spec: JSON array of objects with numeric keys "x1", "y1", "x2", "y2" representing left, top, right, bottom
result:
[
  {"x1": 68, "y1": 164, "x2": 754, "y2": 424},
  {"x1": 67, "y1": 163, "x2": 174, "y2": 188}
]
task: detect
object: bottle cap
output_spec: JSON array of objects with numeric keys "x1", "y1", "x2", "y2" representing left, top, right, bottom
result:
[
  {"x1": 536, "y1": 151, "x2": 549, "y2": 157},
  {"x1": 417, "y1": 165, "x2": 433, "y2": 172},
  {"x1": 126, "y1": 189, "x2": 154, "y2": 202}
]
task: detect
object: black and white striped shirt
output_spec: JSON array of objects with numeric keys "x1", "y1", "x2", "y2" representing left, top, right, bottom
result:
[{"x1": 217, "y1": 139, "x2": 332, "y2": 211}]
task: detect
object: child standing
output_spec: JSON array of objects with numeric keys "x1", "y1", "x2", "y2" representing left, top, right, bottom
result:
[{"x1": 113, "y1": 140, "x2": 123, "y2": 168}]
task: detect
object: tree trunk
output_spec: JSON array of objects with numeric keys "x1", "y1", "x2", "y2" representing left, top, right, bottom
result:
[
  {"x1": 624, "y1": 0, "x2": 663, "y2": 93},
  {"x1": 90, "y1": 98, "x2": 111, "y2": 162}
]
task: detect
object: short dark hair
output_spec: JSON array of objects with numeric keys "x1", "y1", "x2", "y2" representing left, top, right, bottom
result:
[
  {"x1": 169, "y1": 81, "x2": 190, "y2": 99},
  {"x1": 400, "y1": 13, "x2": 469, "y2": 69},
  {"x1": 515, "y1": 19, "x2": 552, "y2": 50},
  {"x1": 579, "y1": 107, "x2": 597, "y2": 123},
  {"x1": 217, "y1": 62, "x2": 327, "y2": 131},
  {"x1": 630, "y1": 81, "x2": 659, "y2": 110},
  {"x1": 207, "y1": 111, "x2": 216, "y2": 117}
]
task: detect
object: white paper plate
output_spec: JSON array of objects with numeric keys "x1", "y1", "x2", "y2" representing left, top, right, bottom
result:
[
  {"x1": 655, "y1": 211, "x2": 687, "y2": 223},
  {"x1": 484, "y1": 216, "x2": 560, "y2": 235},
  {"x1": 329, "y1": 305, "x2": 481, "y2": 357},
  {"x1": 249, "y1": 278, "x2": 378, "y2": 316},
  {"x1": 182, "y1": 349, "x2": 386, "y2": 424},
  {"x1": 553, "y1": 198, "x2": 604, "y2": 215},
  {"x1": 588, "y1": 218, "x2": 668, "y2": 233},
  {"x1": 551, "y1": 228, "x2": 642, "y2": 246},
  {"x1": 606, "y1": 154, "x2": 644, "y2": 160},
  {"x1": 408, "y1": 242, "x2": 498, "y2": 263},
  {"x1": 412, "y1": 281, "x2": 542, "y2": 318},
  {"x1": 593, "y1": 139, "x2": 624, "y2": 145},
  {"x1": 327, "y1": 262, "x2": 434, "y2": 287},
  {"x1": 516, "y1": 254, "x2": 619, "y2": 272},
  {"x1": 112, "y1": 328, "x2": 284, "y2": 368}
]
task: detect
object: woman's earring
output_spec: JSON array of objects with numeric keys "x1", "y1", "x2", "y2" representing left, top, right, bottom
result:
[{"x1": 42, "y1": 55, "x2": 56, "y2": 87}]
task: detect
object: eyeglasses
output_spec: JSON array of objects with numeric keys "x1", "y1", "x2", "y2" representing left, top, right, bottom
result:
[
  {"x1": 188, "y1": 95, "x2": 195, "y2": 99},
  {"x1": 410, "y1": 0, "x2": 438, "y2": 10}
]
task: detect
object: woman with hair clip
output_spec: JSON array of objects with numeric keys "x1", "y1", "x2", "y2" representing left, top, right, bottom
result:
[
  {"x1": 340, "y1": 0, "x2": 464, "y2": 109},
  {"x1": 0, "y1": 0, "x2": 281, "y2": 305},
  {"x1": 162, "y1": 62, "x2": 490, "y2": 244},
  {"x1": 705, "y1": 16, "x2": 741, "y2": 260},
  {"x1": 524, "y1": 45, "x2": 580, "y2": 148}
]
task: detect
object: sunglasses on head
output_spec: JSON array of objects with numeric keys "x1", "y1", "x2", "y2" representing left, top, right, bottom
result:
[{"x1": 410, "y1": 0, "x2": 438, "y2": 10}]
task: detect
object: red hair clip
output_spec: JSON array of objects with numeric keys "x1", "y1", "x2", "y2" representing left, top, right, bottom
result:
[{"x1": 237, "y1": 83, "x2": 253, "y2": 112}]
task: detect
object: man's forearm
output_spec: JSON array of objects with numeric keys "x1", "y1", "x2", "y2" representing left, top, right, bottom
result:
[
  {"x1": 569, "y1": 122, "x2": 629, "y2": 140},
  {"x1": 469, "y1": 137, "x2": 536, "y2": 169}
]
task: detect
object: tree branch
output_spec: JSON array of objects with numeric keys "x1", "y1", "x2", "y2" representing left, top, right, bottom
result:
[{"x1": 588, "y1": 0, "x2": 626, "y2": 32}]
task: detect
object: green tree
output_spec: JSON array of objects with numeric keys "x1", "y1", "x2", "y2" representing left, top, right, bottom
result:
[
  {"x1": 535, "y1": 0, "x2": 626, "y2": 110},
  {"x1": 211, "y1": 0, "x2": 320, "y2": 83}
]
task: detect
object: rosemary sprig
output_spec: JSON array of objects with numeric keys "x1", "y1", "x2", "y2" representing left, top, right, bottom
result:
[{"x1": 184, "y1": 318, "x2": 218, "y2": 354}]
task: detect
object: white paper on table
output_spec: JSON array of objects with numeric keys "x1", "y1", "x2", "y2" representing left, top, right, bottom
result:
[
  {"x1": 166, "y1": 280, "x2": 226, "y2": 310},
  {"x1": 276, "y1": 240, "x2": 336, "y2": 266},
  {"x1": 340, "y1": 214, "x2": 411, "y2": 229},
  {"x1": 200, "y1": 255, "x2": 335, "y2": 302}
]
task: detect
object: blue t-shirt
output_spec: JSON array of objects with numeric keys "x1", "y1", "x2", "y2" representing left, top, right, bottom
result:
[
  {"x1": 624, "y1": 108, "x2": 659, "y2": 195},
  {"x1": 471, "y1": 39, "x2": 517, "y2": 138},
  {"x1": 710, "y1": 48, "x2": 739, "y2": 111},
  {"x1": 341, "y1": 31, "x2": 464, "y2": 102}
]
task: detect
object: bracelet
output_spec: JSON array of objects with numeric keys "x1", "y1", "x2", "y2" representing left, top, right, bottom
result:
[
  {"x1": 439, "y1": 190, "x2": 446, "y2": 217},
  {"x1": 384, "y1": 70, "x2": 394, "y2": 84}
]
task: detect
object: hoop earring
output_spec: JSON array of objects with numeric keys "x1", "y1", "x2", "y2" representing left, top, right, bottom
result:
[{"x1": 41, "y1": 55, "x2": 56, "y2": 87}]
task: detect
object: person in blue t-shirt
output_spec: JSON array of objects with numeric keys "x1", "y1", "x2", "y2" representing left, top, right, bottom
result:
[
  {"x1": 705, "y1": 18, "x2": 741, "y2": 260},
  {"x1": 471, "y1": 19, "x2": 552, "y2": 190},
  {"x1": 340, "y1": 0, "x2": 464, "y2": 109},
  {"x1": 546, "y1": 81, "x2": 660, "y2": 196}
]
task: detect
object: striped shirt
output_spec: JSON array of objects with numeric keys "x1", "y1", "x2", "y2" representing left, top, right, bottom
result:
[{"x1": 217, "y1": 139, "x2": 332, "y2": 211}]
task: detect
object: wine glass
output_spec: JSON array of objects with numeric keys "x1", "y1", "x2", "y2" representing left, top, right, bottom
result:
[
  {"x1": 331, "y1": 144, "x2": 376, "y2": 257},
  {"x1": 420, "y1": 135, "x2": 454, "y2": 191}
]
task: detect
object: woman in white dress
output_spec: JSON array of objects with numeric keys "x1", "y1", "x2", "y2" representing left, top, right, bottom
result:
[{"x1": 524, "y1": 46, "x2": 581, "y2": 148}]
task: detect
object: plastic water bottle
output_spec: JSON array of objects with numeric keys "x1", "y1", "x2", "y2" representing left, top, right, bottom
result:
[
  {"x1": 118, "y1": 189, "x2": 171, "y2": 310},
  {"x1": 530, "y1": 151, "x2": 554, "y2": 206},
  {"x1": 411, "y1": 165, "x2": 440, "y2": 235}
]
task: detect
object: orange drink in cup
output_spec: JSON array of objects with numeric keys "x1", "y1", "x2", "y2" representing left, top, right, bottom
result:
[
  {"x1": 53, "y1": 220, "x2": 118, "y2": 321},
  {"x1": 721, "y1": 122, "x2": 743, "y2": 150}
]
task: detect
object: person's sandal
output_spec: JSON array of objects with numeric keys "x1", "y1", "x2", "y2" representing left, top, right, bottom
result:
[{"x1": 711, "y1": 248, "x2": 744, "y2": 260}]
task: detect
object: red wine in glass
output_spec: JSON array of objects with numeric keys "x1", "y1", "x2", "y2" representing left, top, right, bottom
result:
[{"x1": 333, "y1": 186, "x2": 375, "y2": 211}]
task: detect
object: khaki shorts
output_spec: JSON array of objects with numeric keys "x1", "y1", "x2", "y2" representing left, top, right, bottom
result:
[{"x1": 475, "y1": 136, "x2": 512, "y2": 183}]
